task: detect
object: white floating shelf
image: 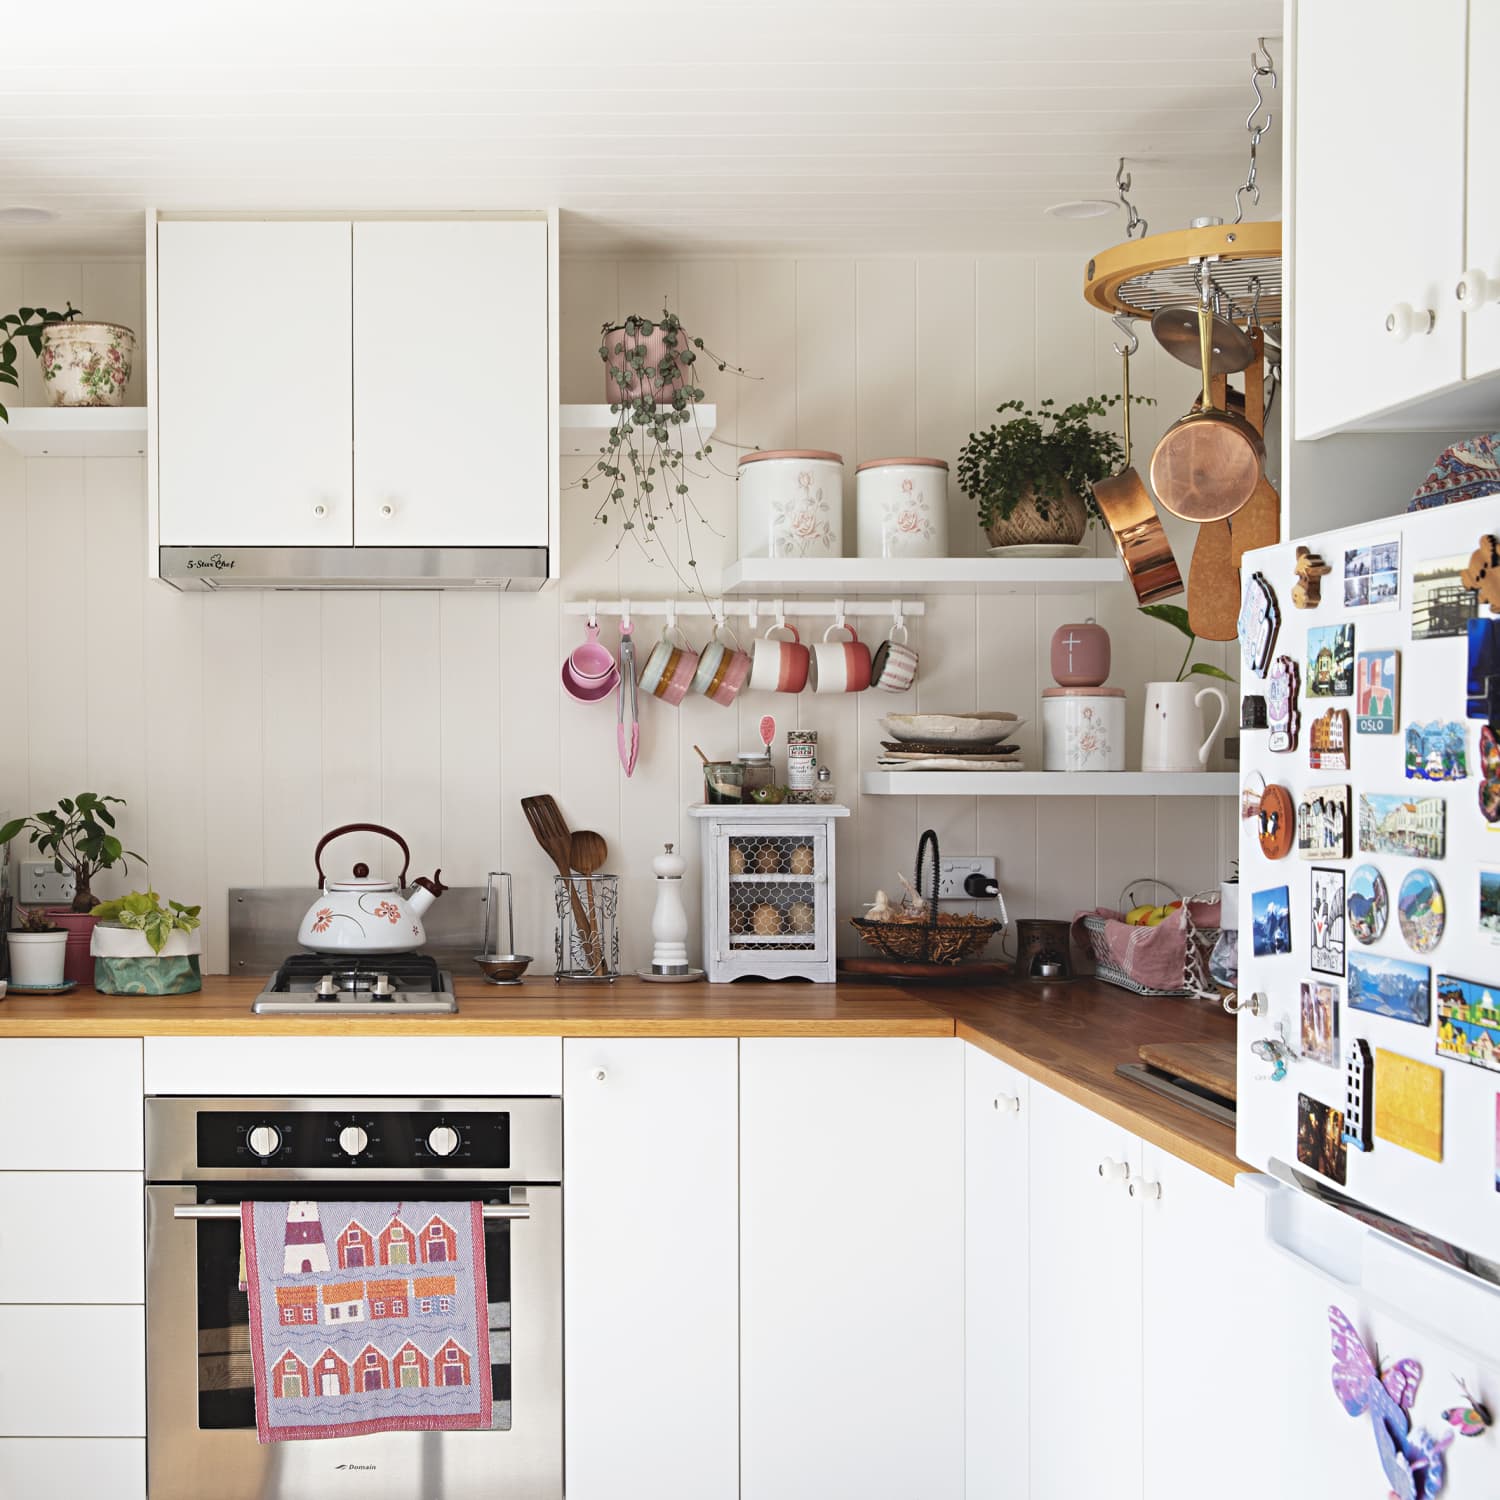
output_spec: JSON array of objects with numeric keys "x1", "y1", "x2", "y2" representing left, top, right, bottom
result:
[
  {"x1": 860, "y1": 771, "x2": 1239, "y2": 797},
  {"x1": 560, "y1": 403, "x2": 717, "y2": 456},
  {"x1": 722, "y1": 555, "x2": 1124, "y2": 596},
  {"x1": 0, "y1": 406, "x2": 147, "y2": 457}
]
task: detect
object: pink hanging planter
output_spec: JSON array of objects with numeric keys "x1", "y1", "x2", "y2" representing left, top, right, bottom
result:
[{"x1": 602, "y1": 321, "x2": 687, "y2": 406}]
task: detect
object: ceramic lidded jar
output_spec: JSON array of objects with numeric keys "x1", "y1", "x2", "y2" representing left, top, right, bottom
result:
[
  {"x1": 737, "y1": 450, "x2": 844, "y2": 559},
  {"x1": 1049, "y1": 619, "x2": 1111, "y2": 687},
  {"x1": 854, "y1": 457, "x2": 949, "y2": 558},
  {"x1": 1041, "y1": 688, "x2": 1126, "y2": 771}
]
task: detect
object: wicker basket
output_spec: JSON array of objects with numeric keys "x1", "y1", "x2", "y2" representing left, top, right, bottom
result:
[
  {"x1": 1076, "y1": 878, "x2": 1218, "y2": 997},
  {"x1": 850, "y1": 911, "x2": 1002, "y2": 965}
]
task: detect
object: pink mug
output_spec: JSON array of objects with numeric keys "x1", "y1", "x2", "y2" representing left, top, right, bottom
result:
[
  {"x1": 749, "y1": 623, "x2": 811, "y2": 694},
  {"x1": 870, "y1": 624, "x2": 919, "y2": 694},
  {"x1": 637, "y1": 625, "x2": 700, "y2": 706},
  {"x1": 809, "y1": 623, "x2": 871, "y2": 694}
]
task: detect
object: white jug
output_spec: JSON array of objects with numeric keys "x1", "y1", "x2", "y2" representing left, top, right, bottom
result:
[{"x1": 1141, "y1": 680, "x2": 1227, "y2": 772}]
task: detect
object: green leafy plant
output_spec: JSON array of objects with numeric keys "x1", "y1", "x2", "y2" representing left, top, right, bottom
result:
[
  {"x1": 90, "y1": 890, "x2": 201, "y2": 954},
  {"x1": 1139, "y1": 604, "x2": 1237, "y2": 683},
  {"x1": 957, "y1": 394, "x2": 1152, "y2": 529},
  {"x1": 0, "y1": 302, "x2": 81, "y2": 423},
  {"x1": 14, "y1": 907, "x2": 62, "y2": 934},
  {"x1": 0, "y1": 793, "x2": 140, "y2": 912},
  {"x1": 575, "y1": 309, "x2": 753, "y2": 593}
]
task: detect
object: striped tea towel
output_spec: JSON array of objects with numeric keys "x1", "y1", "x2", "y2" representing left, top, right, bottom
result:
[{"x1": 241, "y1": 1200, "x2": 491, "y2": 1442}]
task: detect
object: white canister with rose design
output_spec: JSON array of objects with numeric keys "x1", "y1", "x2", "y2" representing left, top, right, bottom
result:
[
  {"x1": 737, "y1": 450, "x2": 844, "y2": 559},
  {"x1": 855, "y1": 457, "x2": 949, "y2": 559},
  {"x1": 1041, "y1": 687, "x2": 1126, "y2": 772}
]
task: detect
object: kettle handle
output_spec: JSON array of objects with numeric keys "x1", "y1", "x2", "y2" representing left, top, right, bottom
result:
[{"x1": 315, "y1": 824, "x2": 410, "y2": 888}]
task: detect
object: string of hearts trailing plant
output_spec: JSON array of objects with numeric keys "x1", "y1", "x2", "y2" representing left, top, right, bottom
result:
[
  {"x1": 575, "y1": 310, "x2": 755, "y2": 594},
  {"x1": 0, "y1": 301, "x2": 81, "y2": 422}
]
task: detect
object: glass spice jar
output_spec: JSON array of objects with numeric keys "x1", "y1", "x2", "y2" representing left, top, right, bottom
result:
[
  {"x1": 814, "y1": 764, "x2": 836, "y2": 803},
  {"x1": 736, "y1": 749, "x2": 775, "y2": 798}
]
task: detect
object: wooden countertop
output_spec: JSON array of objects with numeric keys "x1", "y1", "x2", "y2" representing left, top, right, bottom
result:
[{"x1": 0, "y1": 973, "x2": 1246, "y2": 1184}]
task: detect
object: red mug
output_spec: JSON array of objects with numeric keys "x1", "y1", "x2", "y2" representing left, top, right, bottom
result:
[
  {"x1": 809, "y1": 623, "x2": 871, "y2": 694},
  {"x1": 749, "y1": 623, "x2": 811, "y2": 694}
]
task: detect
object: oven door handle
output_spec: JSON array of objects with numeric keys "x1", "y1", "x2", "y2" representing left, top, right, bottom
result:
[{"x1": 172, "y1": 1203, "x2": 531, "y2": 1221}]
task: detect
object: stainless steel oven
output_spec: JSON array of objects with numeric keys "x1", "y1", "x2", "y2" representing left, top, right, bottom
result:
[{"x1": 145, "y1": 1096, "x2": 562, "y2": 1500}]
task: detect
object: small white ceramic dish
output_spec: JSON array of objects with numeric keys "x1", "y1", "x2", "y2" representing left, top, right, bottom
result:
[{"x1": 881, "y1": 712, "x2": 1025, "y2": 743}]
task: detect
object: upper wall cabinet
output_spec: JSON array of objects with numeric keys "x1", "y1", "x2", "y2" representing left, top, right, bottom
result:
[
  {"x1": 156, "y1": 216, "x2": 550, "y2": 549},
  {"x1": 1293, "y1": 0, "x2": 1469, "y2": 437}
]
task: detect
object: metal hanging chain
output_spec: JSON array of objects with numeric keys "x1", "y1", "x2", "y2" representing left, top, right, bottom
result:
[
  {"x1": 1234, "y1": 39, "x2": 1277, "y2": 225},
  {"x1": 1116, "y1": 157, "x2": 1147, "y2": 240}
]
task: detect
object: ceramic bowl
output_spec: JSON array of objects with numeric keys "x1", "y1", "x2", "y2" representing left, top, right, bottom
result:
[{"x1": 882, "y1": 712, "x2": 1024, "y2": 743}]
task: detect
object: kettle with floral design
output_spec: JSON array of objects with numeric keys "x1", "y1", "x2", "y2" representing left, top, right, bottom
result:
[{"x1": 297, "y1": 824, "x2": 449, "y2": 954}]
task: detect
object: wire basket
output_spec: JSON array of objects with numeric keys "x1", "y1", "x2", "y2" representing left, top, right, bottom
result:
[
  {"x1": 553, "y1": 874, "x2": 619, "y2": 982},
  {"x1": 1076, "y1": 878, "x2": 1219, "y2": 998}
]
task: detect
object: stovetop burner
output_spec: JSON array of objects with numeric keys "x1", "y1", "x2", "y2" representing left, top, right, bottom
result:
[{"x1": 252, "y1": 951, "x2": 457, "y2": 1015}]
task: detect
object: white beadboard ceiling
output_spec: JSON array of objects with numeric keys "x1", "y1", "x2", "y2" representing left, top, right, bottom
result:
[{"x1": 0, "y1": 0, "x2": 1282, "y2": 258}]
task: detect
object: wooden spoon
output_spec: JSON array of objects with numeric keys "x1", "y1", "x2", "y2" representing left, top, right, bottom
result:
[
  {"x1": 520, "y1": 795, "x2": 594, "y2": 964},
  {"x1": 569, "y1": 829, "x2": 610, "y2": 974}
]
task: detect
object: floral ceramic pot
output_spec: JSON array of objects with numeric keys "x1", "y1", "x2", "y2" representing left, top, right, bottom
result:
[
  {"x1": 1041, "y1": 687, "x2": 1125, "y2": 771},
  {"x1": 855, "y1": 457, "x2": 949, "y2": 558},
  {"x1": 40, "y1": 321, "x2": 135, "y2": 407},
  {"x1": 984, "y1": 483, "x2": 1087, "y2": 548},
  {"x1": 737, "y1": 450, "x2": 843, "y2": 559}
]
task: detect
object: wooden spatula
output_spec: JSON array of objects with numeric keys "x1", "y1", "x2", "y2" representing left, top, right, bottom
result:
[
  {"x1": 521, "y1": 795, "x2": 594, "y2": 962},
  {"x1": 1229, "y1": 329, "x2": 1281, "y2": 566}
]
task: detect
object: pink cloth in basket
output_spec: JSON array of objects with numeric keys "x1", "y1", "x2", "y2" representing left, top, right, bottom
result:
[{"x1": 1072, "y1": 900, "x2": 1220, "y2": 990}]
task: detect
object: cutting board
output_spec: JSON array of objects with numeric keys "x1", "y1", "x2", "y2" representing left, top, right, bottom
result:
[
  {"x1": 1136, "y1": 1039, "x2": 1237, "y2": 1100},
  {"x1": 1186, "y1": 374, "x2": 1241, "y2": 642},
  {"x1": 1229, "y1": 330, "x2": 1281, "y2": 566}
]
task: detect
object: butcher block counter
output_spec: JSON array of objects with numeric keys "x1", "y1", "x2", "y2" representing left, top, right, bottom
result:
[{"x1": 0, "y1": 973, "x2": 1246, "y2": 1183}]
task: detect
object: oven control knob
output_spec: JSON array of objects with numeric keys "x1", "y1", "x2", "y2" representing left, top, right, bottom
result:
[
  {"x1": 427, "y1": 1125, "x2": 460, "y2": 1158},
  {"x1": 247, "y1": 1125, "x2": 281, "y2": 1158},
  {"x1": 338, "y1": 1125, "x2": 369, "y2": 1157}
]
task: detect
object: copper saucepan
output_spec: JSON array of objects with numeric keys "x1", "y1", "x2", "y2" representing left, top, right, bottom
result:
[{"x1": 1149, "y1": 301, "x2": 1264, "y2": 523}]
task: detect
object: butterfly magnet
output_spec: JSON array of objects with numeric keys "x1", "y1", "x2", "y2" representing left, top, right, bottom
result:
[{"x1": 1443, "y1": 1379, "x2": 1492, "y2": 1438}]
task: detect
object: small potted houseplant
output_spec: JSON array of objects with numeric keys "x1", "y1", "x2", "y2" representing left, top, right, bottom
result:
[
  {"x1": 89, "y1": 890, "x2": 203, "y2": 995},
  {"x1": 957, "y1": 394, "x2": 1149, "y2": 549},
  {"x1": 6, "y1": 908, "x2": 69, "y2": 989},
  {"x1": 0, "y1": 302, "x2": 134, "y2": 417},
  {"x1": 1138, "y1": 605, "x2": 1236, "y2": 772},
  {"x1": 0, "y1": 793, "x2": 142, "y2": 983}
]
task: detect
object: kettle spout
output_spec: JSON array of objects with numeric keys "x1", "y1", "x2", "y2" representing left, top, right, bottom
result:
[{"x1": 407, "y1": 869, "x2": 449, "y2": 917}]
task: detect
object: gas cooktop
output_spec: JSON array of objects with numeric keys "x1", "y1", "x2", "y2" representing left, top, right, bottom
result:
[{"x1": 251, "y1": 952, "x2": 458, "y2": 1015}]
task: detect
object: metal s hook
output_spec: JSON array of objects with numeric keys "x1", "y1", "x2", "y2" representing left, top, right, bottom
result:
[
  {"x1": 1116, "y1": 157, "x2": 1148, "y2": 240},
  {"x1": 1234, "y1": 40, "x2": 1277, "y2": 224},
  {"x1": 1110, "y1": 313, "x2": 1139, "y2": 358}
]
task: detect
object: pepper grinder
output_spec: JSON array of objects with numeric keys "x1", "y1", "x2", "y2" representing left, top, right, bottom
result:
[{"x1": 641, "y1": 843, "x2": 704, "y2": 982}]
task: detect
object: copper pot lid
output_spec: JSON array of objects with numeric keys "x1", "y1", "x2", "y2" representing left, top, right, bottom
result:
[
  {"x1": 1150, "y1": 307, "x2": 1257, "y2": 375},
  {"x1": 738, "y1": 448, "x2": 843, "y2": 466}
]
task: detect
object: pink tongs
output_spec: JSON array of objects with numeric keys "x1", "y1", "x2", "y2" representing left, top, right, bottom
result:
[{"x1": 617, "y1": 618, "x2": 640, "y2": 777}]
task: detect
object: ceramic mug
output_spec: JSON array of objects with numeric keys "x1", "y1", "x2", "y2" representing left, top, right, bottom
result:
[
  {"x1": 749, "y1": 623, "x2": 811, "y2": 694},
  {"x1": 869, "y1": 624, "x2": 919, "y2": 694},
  {"x1": 638, "y1": 625, "x2": 700, "y2": 706},
  {"x1": 692, "y1": 624, "x2": 752, "y2": 707},
  {"x1": 809, "y1": 623, "x2": 872, "y2": 694}
]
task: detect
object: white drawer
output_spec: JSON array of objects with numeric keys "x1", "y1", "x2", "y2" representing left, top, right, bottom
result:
[
  {"x1": 144, "y1": 1035, "x2": 562, "y2": 1096},
  {"x1": 0, "y1": 1174, "x2": 143, "y2": 1304},
  {"x1": 0, "y1": 1306, "x2": 144, "y2": 1436},
  {"x1": 0, "y1": 1438, "x2": 145, "y2": 1499},
  {"x1": 0, "y1": 1041, "x2": 142, "y2": 1169}
]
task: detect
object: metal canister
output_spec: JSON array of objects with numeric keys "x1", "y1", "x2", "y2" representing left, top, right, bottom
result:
[{"x1": 786, "y1": 730, "x2": 818, "y2": 795}]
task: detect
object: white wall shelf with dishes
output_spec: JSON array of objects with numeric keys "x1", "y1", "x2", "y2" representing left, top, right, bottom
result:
[
  {"x1": 0, "y1": 406, "x2": 147, "y2": 458},
  {"x1": 860, "y1": 770, "x2": 1238, "y2": 797},
  {"x1": 721, "y1": 555, "x2": 1124, "y2": 597},
  {"x1": 560, "y1": 403, "x2": 717, "y2": 456}
]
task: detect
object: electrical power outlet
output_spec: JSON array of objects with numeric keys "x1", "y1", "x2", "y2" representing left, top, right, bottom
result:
[
  {"x1": 936, "y1": 856, "x2": 999, "y2": 903},
  {"x1": 22, "y1": 861, "x2": 75, "y2": 906}
]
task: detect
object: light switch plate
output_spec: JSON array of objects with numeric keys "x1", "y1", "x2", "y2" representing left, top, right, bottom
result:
[{"x1": 21, "y1": 861, "x2": 75, "y2": 906}]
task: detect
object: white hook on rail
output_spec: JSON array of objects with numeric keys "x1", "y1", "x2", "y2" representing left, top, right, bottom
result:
[
  {"x1": 588, "y1": 598, "x2": 599, "y2": 629},
  {"x1": 620, "y1": 598, "x2": 632, "y2": 633},
  {"x1": 834, "y1": 599, "x2": 847, "y2": 632},
  {"x1": 747, "y1": 598, "x2": 759, "y2": 633}
]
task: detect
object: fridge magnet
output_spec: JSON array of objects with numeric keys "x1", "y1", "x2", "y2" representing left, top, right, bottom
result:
[
  {"x1": 1436, "y1": 974, "x2": 1500, "y2": 1074},
  {"x1": 1297, "y1": 1092, "x2": 1348, "y2": 1184},
  {"x1": 1348, "y1": 952, "x2": 1431, "y2": 1027},
  {"x1": 1343, "y1": 536, "x2": 1401, "y2": 609},
  {"x1": 1237, "y1": 571, "x2": 1279, "y2": 675},
  {"x1": 1251, "y1": 885, "x2": 1292, "y2": 957},
  {"x1": 1443, "y1": 1379, "x2": 1492, "y2": 1438},
  {"x1": 1240, "y1": 771, "x2": 1266, "y2": 820},
  {"x1": 1348, "y1": 865, "x2": 1390, "y2": 945},
  {"x1": 1300, "y1": 980, "x2": 1340, "y2": 1065},
  {"x1": 1307, "y1": 623, "x2": 1355, "y2": 697},
  {"x1": 1343, "y1": 1040, "x2": 1374, "y2": 1152},
  {"x1": 1257, "y1": 784, "x2": 1294, "y2": 859},
  {"x1": 1267, "y1": 655, "x2": 1300, "y2": 752},
  {"x1": 1482, "y1": 868, "x2": 1500, "y2": 944},
  {"x1": 1309, "y1": 708, "x2": 1351, "y2": 771},
  {"x1": 1358, "y1": 792, "x2": 1446, "y2": 860},
  {"x1": 1396, "y1": 868, "x2": 1445, "y2": 955},
  {"x1": 1297, "y1": 785, "x2": 1351, "y2": 861},
  {"x1": 1482, "y1": 725, "x2": 1500, "y2": 827},
  {"x1": 1460, "y1": 533, "x2": 1500, "y2": 612},
  {"x1": 1404, "y1": 720, "x2": 1468, "y2": 782},
  {"x1": 1291, "y1": 545, "x2": 1331, "y2": 608},
  {"x1": 1310, "y1": 867, "x2": 1346, "y2": 975},
  {"x1": 1240, "y1": 693, "x2": 1268, "y2": 730},
  {"x1": 1373, "y1": 1048, "x2": 1443, "y2": 1163},
  {"x1": 1468, "y1": 618, "x2": 1500, "y2": 723},
  {"x1": 1413, "y1": 553, "x2": 1480, "y2": 640},
  {"x1": 1251, "y1": 1034, "x2": 1290, "y2": 1082},
  {"x1": 1354, "y1": 649, "x2": 1399, "y2": 734}
]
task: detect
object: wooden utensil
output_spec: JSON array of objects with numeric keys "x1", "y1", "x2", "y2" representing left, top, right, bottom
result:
[
  {"x1": 520, "y1": 795, "x2": 594, "y2": 959},
  {"x1": 1228, "y1": 329, "x2": 1281, "y2": 565},
  {"x1": 569, "y1": 829, "x2": 610, "y2": 974},
  {"x1": 1186, "y1": 371, "x2": 1242, "y2": 641}
]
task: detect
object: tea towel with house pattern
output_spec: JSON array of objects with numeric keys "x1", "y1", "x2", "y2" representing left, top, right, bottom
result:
[{"x1": 241, "y1": 1200, "x2": 493, "y2": 1442}]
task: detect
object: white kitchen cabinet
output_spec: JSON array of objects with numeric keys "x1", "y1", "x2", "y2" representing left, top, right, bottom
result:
[
  {"x1": 964, "y1": 1045, "x2": 1030, "y2": 1500},
  {"x1": 1027, "y1": 1083, "x2": 1143, "y2": 1500},
  {"x1": 1293, "y1": 0, "x2": 1468, "y2": 435},
  {"x1": 1462, "y1": 1, "x2": 1500, "y2": 377},
  {"x1": 563, "y1": 1039, "x2": 738, "y2": 1500},
  {"x1": 353, "y1": 219, "x2": 548, "y2": 547},
  {"x1": 157, "y1": 220, "x2": 354, "y2": 546},
  {"x1": 0, "y1": 1439, "x2": 145, "y2": 1500},
  {"x1": 739, "y1": 1038, "x2": 964, "y2": 1500},
  {"x1": 0, "y1": 1039, "x2": 142, "y2": 1170},
  {"x1": 0, "y1": 1306, "x2": 145, "y2": 1436},
  {"x1": 0, "y1": 1173, "x2": 143, "y2": 1304}
]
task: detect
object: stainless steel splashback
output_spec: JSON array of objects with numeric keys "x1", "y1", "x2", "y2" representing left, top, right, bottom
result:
[{"x1": 228, "y1": 887, "x2": 486, "y2": 974}]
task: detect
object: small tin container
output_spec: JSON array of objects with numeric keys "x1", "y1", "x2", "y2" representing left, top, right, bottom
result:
[
  {"x1": 855, "y1": 457, "x2": 949, "y2": 558},
  {"x1": 737, "y1": 450, "x2": 844, "y2": 559},
  {"x1": 1041, "y1": 687, "x2": 1126, "y2": 771}
]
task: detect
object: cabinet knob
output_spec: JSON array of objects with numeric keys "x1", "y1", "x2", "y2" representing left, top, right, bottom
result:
[
  {"x1": 1129, "y1": 1179, "x2": 1162, "y2": 1201},
  {"x1": 1456, "y1": 269, "x2": 1497, "y2": 312},
  {"x1": 379, "y1": 503, "x2": 395, "y2": 518},
  {"x1": 313, "y1": 503, "x2": 327, "y2": 518},
  {"x1": 992, "y1": 1093, "x2": 1021, "y2": 1114},
  {"x1": 592, "y1": 1067, "x2": 607, "y2": 1083},
  {"x1": 1385, "y1": 302, "x2": 1436, "y2": 342},
  {"x1": 1097, "y1": 1156, "x2": 1130, "y2": 1183}
]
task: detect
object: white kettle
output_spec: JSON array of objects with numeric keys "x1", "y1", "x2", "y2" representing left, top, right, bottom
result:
[{"x1": 297, "y1": 823, "x2": 448, "y2": 954}]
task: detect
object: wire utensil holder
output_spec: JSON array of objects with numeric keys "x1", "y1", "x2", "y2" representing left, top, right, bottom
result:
[{"x1": 553, "y1": 874, "x2": 619, "y2": 982}]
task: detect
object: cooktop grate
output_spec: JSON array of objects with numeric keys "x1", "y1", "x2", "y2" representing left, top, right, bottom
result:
[{"x1": 271, "y1": 951, "x2": 445, "y2": 993}]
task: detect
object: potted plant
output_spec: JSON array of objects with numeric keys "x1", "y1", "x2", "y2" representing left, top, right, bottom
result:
[
  {"x1": 0, "y1": 793, "x2": 142, "y2": 983},
  {"x1": 89, "y1": 890, "x2": 203, "y2": 995},
  {"x1": 6, "y1": 908, "x2": 68, "y2": 989},
  {"x1": 0, "y1": 302, "x2": 81, "y2": 422},
  {"x1": 1138, "y1": 605, "x2": 1236, "y2": 772},
  {"x1": 957, "y1": 394, "x2": 1150, "y2": 549}
]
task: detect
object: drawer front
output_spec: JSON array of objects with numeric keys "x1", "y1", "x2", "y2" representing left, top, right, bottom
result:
[
  {"x1": 0, "y1": 1041, "x2": 142, "y2": 1169},
  {"x1": 0, "y1": 1174, "x2": 143, "y2": 1304},
  {"x1": 0, "y1": 1438, "x2": 145, "y2": 1499},
  {"x1": 0, "y1": 1306, "x2": 144, "y2": 1435}
]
